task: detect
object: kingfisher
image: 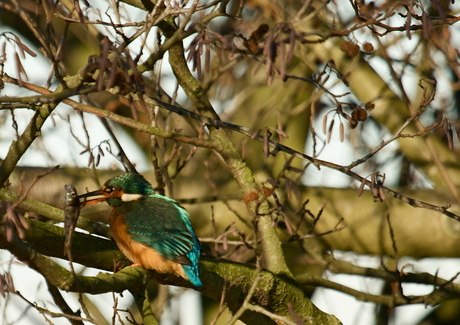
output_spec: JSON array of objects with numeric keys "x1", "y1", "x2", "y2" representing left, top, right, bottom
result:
[{"x1": 80, "y1": 173, "x2": 202, "y2": 288}]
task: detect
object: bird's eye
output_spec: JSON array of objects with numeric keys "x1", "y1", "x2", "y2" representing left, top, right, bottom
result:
[{"x1": 103, "y1": 186, "x2": 115, "y2": 194}]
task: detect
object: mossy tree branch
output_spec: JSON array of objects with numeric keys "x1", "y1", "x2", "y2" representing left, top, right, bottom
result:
[
  {"x1": 0, "y1": 217, "x2": 340, "y2": 324},
  {"x1": 0, "y1": 101, "x2": 57, "y2": 185},
  {"x1": 159, "y1": 11, "x2": 291, "y2": 277}
]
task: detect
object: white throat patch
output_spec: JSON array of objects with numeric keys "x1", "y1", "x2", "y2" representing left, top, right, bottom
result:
[{"x1": 121, "y1": 193, "x2": 144, "y2": 202}]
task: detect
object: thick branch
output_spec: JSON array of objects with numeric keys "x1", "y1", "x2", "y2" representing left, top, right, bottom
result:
[
  {"x1": 162, "y1": 15, "x2": 291, "y2": 276},
  {"x1": 0, "y1": 218, "x2": 340, "y2": 324},
  {"x1": 0, "y1": 228, "x2": 144, "y2": 293},
  {"x1": 0, "y1": 102, "x2": 56, "y2": 185},
  {"x1": 0, "y1": 188, "x2": 109, "y2": 237}
]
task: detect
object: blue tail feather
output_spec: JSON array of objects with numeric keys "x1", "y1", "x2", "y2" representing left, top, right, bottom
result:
[
  {"x1": 182, "y1": 263, "x2": 202, "y2": 288},
  {"x1": 182, "y1": 234, "x2": 202, "y2": 287}
]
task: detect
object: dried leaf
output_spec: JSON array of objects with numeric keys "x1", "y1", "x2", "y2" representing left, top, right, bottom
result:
[
  {"x1": 6, "y1": 203, "x2": 27, "y2": 240},
  {"x1": 422, "y1": 10, "x2": 432, "y2": 39},
  {"x1": 285, "y1": 177, "x2": 300, "y2": 200},
  {"x1": 282, "y1": 154, "x2": 295, "y2": 171},
  {"x1": 378, "y1": 186, "x2": 386, "y2": 201},
  {"x1": 0, "y1": 276, "x2": 6, "y2": 298},
  {"x1": 263, "y1": 30, "x2": 276, "y2": 82},
  {"x1": 251, "y1": 129, "x2": 262, "y2": 139},
  {"x1": 0, "y1": 272, "x2": 15, "y2": 298},
  {"x1": 5, "y1": 219, "x2": 13, "y2": 242},
  {"x1": 339, "y1": 121, "x2": 344, "y2": 142},
  {"x1": 327, "y1": 119, "x2": 335, "y2": 143},
  {"x1": 274, "y1": 122, "x2": 288, "y2": 138},
  {"x1": 222, "y1": 235, "x2": 228, "y2": 251},
  {"x1": 404, "y1": 9, "x2": 412, "y2": 40},
  {"x1": 243, "y1": 190, "x2": 259, "y2": 204},
  {"x1": 371, "y1": 174, "x2": 379, "y2": 198},
  {"x1": 279, "y1": 40, "x2": 286, "y2": 80},
  {"x1": 88, "y1": 154, "x2": 94, "y2": 167},
  {"x1": 205, "y1": 42, "x2": 211, "y2": 73},
  {"x1": 284, "y1": 216, "x2": 294, "y2": 235},
  {"x1": 196, "y1": 43, "x2": 202, "y2": 80},
  {"x1": 106, "y1": 57, "x2": 119, "y2": 89},
  {"x1": 1, "y1": 41, "x2": 7, "y2": 59},
  {"x1": 322, "y1": 114, "x2": 328, "y2": 134},
  {"x1": 261, "y1": 186, "x2": 274, "y2": 197},
  {"x1": 266, "y1": 179, "x2": 278, "y2": 187},
  {"x1": 447, "y1": 124, "x2": 454, "y2": 150},
  {"x1": 287, "y1": 27, "x2": 296, "y2": 62},
  {"x1": 442, "y1": 117, "x2": 449, "y2": 134},
  {"x1": 186, "y1": 38, "x2": 196, "y2": 62},
  {"x1": 263, "y1": 130, "x2": 271, "y2": 158},
  {"x1": 14, "y1": 52, "x2": 27, "y2": 86},
  {"x1": 98, "y1": 37, "x2": 111, "y2": 91},
  {"x1": 130, "y1": 99, "x2": 139, "y2": 121},
  {"x1": 357, "y1": 178, "x2": 366, "y2": 197},
  {"x1": 455, "y1": 124, "x2": 460, "y2": 143},
  {"x1": 18, "y1": 212, "x2": 29, "y2": 230},
  {"x1": 15, "y1": 38, "x2": 37, "y2": 57},
  {"x1": 421, "y1": 78, "x2": 437, "y2": 85},
  {"x1": 328, "y1": 60, "x2": 337, "y2": 70}
]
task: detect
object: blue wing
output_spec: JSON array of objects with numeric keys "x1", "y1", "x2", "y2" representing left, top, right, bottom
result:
[{"x1": 120, "y1": 194, "x2": 202, "y2": 287}]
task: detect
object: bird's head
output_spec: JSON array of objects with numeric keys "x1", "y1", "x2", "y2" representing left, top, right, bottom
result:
[{"x1": 80, "y1": 173, "x2": 155, "y2": 207}]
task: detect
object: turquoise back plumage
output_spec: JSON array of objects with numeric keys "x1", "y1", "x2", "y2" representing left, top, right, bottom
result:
[
  {"x1": 119, "y1": 195, "x2": 202, "y2": 287},
  {"x1": 104, "y1": 174, "x2": 202, "y2": 287}
]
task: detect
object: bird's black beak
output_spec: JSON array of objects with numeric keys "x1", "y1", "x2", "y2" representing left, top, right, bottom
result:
[{"x1": 78, "y1": 189, "x2": 109, "y2": 205}]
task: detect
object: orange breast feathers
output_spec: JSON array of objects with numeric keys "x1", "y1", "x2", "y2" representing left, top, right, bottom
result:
[{"x1": 109, "y1": 209, "x2": 187, "y2": 280}]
